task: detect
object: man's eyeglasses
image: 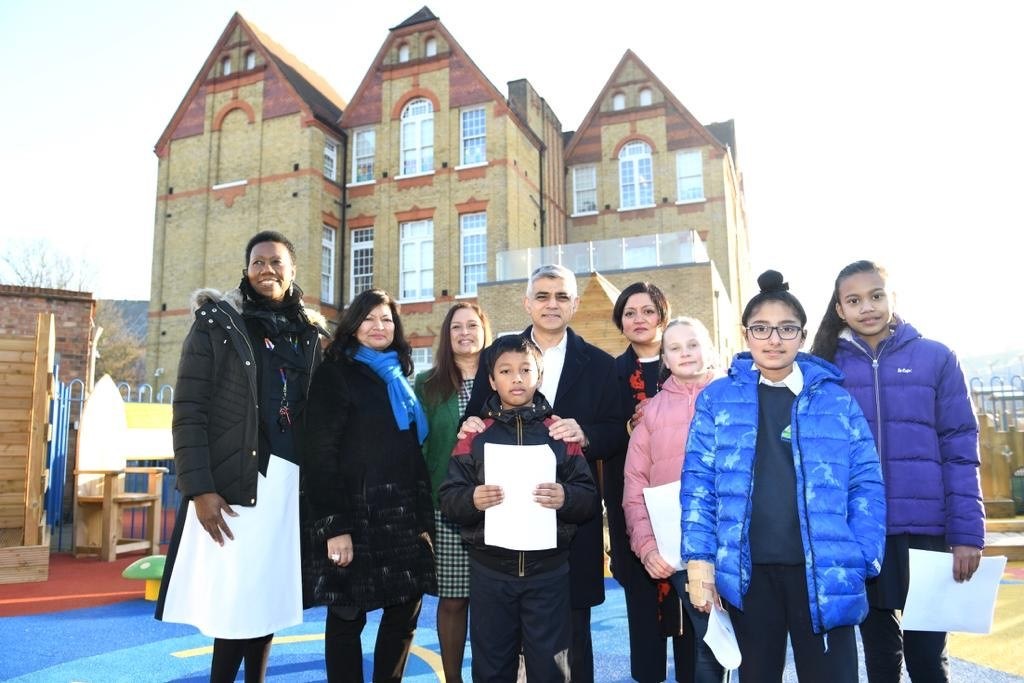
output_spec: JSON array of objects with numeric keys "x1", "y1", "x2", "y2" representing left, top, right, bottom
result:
[{"x1": 746, "y1": 324, "x2": 803, "y2": 340}]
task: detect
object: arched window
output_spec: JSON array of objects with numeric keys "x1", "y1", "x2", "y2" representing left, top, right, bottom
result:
[
  {"x1": 221, "y1": 56, "x2": 232, "y2": 76},
  {"x1": 619, "y1": 141, "x2": 654, "y2": 209},
  {"x1": 612, "y1": 92, "x2": 626, "y2": 111},
  {"x1": 639, "y1": 88, "x2": 652, "y2": 106},
  {"x1": 400, "y1": 98, "x2": 434, "y2": 175},
  {"x1": 245, "y1": 51, "x2": 256, "y2": 70},
  {"x1": 425, "y1": 37, "x2": 437, "y2": 57},
  {"x1": 398, "y1": 44, "x2": 410, "y2": 63}
]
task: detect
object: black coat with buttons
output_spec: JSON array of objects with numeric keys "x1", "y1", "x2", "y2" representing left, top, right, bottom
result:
[{"x1": 171, "y1": 288, "x2": 323, "y2": 506}]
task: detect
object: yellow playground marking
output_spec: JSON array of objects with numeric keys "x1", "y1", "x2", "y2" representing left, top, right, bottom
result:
[
  {"x1": 949, "y1": 562, "x2": 1024, "y2": 676},
  {"x1": 172, "y1": 634, "x2": 444, "y2": 677}
]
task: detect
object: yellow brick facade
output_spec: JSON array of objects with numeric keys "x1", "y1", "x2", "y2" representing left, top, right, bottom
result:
[
  {"x1": 147, "y1": 11, "x2": 751, "y2": 382},
  {"x1": 146, "y1": 14, "x2": 346, "y2": 383}
]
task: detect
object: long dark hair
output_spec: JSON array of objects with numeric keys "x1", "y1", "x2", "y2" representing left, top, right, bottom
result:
[
  {"x1": 420, "y1": 302, "x2": 493, "y2": 406},
  {"x1": 810, "y1": 260, "x2": 887, "y2": 362},
  {"x1": 742, "y1": 270, "x2": 807, "y2": 327},
  {"x1": 325, "y1": 289, "x2": 414, "y2": 375},
  {"x1": 611, "y1": 281, "x2": 670, "y2": 332}
]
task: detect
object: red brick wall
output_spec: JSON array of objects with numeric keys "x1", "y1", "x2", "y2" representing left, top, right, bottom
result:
[{"x1": 0, "y1": 286, "x2": 96, "y2": 385}]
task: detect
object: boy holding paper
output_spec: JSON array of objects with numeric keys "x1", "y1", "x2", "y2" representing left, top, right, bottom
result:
[{"x1": 439, "y1": 335, "x2": 597, "y2": 682}]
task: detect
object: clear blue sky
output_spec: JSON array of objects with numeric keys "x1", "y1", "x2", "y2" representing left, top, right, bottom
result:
[{"x1": 1, "y1": 0, "x2": 1021, "y2": 360}]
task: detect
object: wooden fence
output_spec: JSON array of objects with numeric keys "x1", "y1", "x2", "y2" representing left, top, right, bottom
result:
[{"x1": 0, "y1": 314, "x2": 54, "y2": 583}]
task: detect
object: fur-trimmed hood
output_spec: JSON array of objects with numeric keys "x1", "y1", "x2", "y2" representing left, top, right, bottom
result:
[{"x1": 189, "y1": 287, "x2": 329, "y2": 331}]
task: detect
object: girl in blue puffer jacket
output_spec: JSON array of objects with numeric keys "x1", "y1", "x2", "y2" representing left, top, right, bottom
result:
[
  {"x1": 681, "y1": 270, "x2": 886, "y2": 683},
  {"x1": 811, "y1": 260, "x2": 984, "y2": 683}
]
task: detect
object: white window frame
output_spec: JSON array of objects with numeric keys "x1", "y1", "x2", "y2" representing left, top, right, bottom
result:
[
  {"x1": 639, "y1": 88, "x2": 652, "y2": 106},
  {"x1": 350, "y1": 228, "x2": 374, "y2": 301},
  {"x1": 459, "y1": 213, "x2": 487, "y2": 295},
  {"x1": 323, "y1": 138, "x2": 339, "y2": 181},
  {"x1": 400, "y1": 219, "x2": 434, "y2": 301},
  {"x1": 399, "y1": 99, "x2": 434, "y2": 177},
  {"x1": 618, "y1": 141, "x2": 655, "y2": 210},
  {"x1": 398, "y1": 44, "x2": 410, "y2": 62},
  {"x1": 412, "y1": 347, "x2": 434, "y2": 375},
  {"x1": 321, "y1": 226, "x2": 336, "y2": 305},
  {"x1": 351, "y1": 128, "x2": 375, "y2": 184},
  {"x1": 245, "y1": 51, "x2": 256, "y2": 70},
  {"x1": 425, "y1": 38, "x2": 437, "y2": 57},
  {"x1": 572, "y1": 165, "x2": 598, "y2": 215},
  {"x1": 676, "y1": 150, "x2": 705, "y2": 203},
  {"x1": 612, "y1": 92, "x2": 625, "y2": 110},
  {"x1": 459, "y1": 107, "x2": 487, "y2": 167},
  {"x1": 221, "y1": 56, "x2": 232, "y2": 76}
]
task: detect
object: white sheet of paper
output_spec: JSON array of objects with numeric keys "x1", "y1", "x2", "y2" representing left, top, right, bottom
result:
[
  {"x1": 483, "y1": 443, "x2": 557, "y2": 551},
  {"x1": 705, "y1": 605, "x2": 741, "y2": 669},
  {"x1": 900, "y1": 549, "x2": 1007, "y2": 634},
  {"x1": 642, "y1": 480, "x2": 684, "y2": 570}
]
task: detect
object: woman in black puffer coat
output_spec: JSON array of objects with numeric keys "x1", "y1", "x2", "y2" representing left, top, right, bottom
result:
[{"x1": 157, "y1": 230, "x2": 325, "y2": 683}]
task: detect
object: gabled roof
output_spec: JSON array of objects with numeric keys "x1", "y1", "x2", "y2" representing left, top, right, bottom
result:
[
  {"x1": 341, "y1": 9, "x2": 544, "y2": 149},
  {"x1": 155, "y1": 13, "x2": 345, "y2": 155},
  {"x1": 246, "y1": 19, "x2": 345, "y2": 124},
  {"x1": 391, "y1": 6, "x2": 438, "y2": 30},
  {"x1": 564, "y1": 50, "x2": 727, "y2": 162}
]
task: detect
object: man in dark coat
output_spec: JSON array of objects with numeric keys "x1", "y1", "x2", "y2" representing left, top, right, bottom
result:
[{"x1": 463, "y1": 264, "x2": 625, "y2": 683}]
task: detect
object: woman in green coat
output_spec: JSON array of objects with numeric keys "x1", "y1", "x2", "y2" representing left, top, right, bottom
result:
[{"x1": 414, "y1": 302, "x2": 491, "y2": 683}]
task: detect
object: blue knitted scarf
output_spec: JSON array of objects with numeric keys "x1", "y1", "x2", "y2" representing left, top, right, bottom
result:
[{"x1": 354, "y1": 346, "x2": 429, "y2": 444}]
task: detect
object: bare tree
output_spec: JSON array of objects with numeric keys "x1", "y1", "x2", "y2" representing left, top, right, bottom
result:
[
  {"x1": 94, "y1": 300, "x2": 147, "y2": 385},
  {"x1": 0, "y1": 238, "x2": 93, "y2": 291}
]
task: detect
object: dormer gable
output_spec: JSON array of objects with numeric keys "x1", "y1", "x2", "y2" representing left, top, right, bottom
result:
[
  {"x1": 565, "y1": 49, "x2": 727, "y2": 165},
  {"x1": 154, "y1": 12, "x2": 346, "y2": 157},
  {"x1": 340, "y1": 7, "x2": 542, "y2": 149}
]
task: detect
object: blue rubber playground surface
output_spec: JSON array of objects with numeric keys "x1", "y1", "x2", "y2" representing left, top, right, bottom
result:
[{"x1": 2, "y1": 577, "x2": 1022, "y2": 682}]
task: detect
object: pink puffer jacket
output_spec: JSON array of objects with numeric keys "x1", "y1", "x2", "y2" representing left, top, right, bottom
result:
[{"x1": 623, "y1": 372, "x2": 713, "y2": 562}]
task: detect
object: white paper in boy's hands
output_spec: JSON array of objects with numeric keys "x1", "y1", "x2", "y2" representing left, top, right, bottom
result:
[
  {"x1": 705, "y1": 604, "x2": 741, "y2": 669},
  {"x1": 483, "y1": 443, "x2": 556, "y2": 551},
  {"x1": 901, "y1": 549, "x2": 1006, "y2": 634},
  {"x1": 642, "y1": 480, "x2": 684, "y2": 570}
]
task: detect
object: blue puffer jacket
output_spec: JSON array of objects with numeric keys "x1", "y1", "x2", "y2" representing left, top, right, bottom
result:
[
  {"x1": 681, "y1": 352, "x2": 886, "y2": 634},
  {"x1": 833, "y1": 319, "x2": 984, "y2": 548}
]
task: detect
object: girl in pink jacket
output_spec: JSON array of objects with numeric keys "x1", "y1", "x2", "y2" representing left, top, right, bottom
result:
[{"x1": 623, "y1": 317, "x2": 727, "y2": 682}]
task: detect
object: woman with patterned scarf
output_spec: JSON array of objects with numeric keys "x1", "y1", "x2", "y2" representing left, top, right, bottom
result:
[
  {"x1": 157, "y1": 231, "x2": 326, "y2": 682},
  {"x1": 302, "y1": 288, "x2": 437, "y2": 683}
]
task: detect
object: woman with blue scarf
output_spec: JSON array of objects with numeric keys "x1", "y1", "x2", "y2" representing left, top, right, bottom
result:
[{"x1": 303, "y1": 289, "x2": 436, "y2": 683}]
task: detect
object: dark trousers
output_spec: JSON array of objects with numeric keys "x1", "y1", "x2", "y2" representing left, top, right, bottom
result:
[
  {"x1": 728, "y1": 564, "x2": 857, "y2": 683},
  {"x1": 860, "y1": 534, "x2": 951, "y2": 683},
  {"x1": 324, "y1": 599, "x2": 422, "y2": 683},
  {"x1": 669, "y1": 572, "x2": 730, "y2": 683},
  {"x1": 859, "y1": 607, "x2": 950, "y2": 682},
  {"x1": 617, "y1": 552, "x2": 695, "y2": 683},
  {"x1": 469, "y1": 561, "x2": 571, "y2": 682},
  {"x1": 570, "y1": 606, "x2": 594, "y2": 683}
]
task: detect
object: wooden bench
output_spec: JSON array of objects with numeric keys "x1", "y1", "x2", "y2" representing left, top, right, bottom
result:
[{"x1": 74, "y1": 466, "x2": 167, "y2": 562}]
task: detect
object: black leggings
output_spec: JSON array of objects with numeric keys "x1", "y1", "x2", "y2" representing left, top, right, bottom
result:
[{"x1": 210, "y1": 634, "x2": 273, "y2": 683}]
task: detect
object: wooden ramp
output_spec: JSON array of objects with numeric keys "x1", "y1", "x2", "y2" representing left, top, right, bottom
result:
[{"x1": 0, "y1": 314, "x2": 54, "y2": 583}]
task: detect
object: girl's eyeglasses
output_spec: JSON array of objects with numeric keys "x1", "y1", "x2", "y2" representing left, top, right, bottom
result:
[{"x1": 746, "y1": 324, "x2": 803, "y2": 340}]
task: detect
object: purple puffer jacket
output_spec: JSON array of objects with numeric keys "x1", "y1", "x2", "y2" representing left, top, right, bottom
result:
[{"x1": 833, "y1": 318, "x2": 984, "y2": 548}]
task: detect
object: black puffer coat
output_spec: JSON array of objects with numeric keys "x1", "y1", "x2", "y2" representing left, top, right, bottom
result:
[
  {"x1": 302, "y1": 355, "x2": 437, "y2": 611},
  {"x1": 172, "y1": 289, "x2": 323, "y2": 505}
]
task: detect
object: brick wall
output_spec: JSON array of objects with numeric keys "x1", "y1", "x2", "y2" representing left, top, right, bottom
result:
[{"x1": 0, "y1": 286, "x2": 95, "y2": 384}]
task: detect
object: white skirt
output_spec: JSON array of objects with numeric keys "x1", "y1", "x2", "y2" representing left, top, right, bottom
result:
[{"x1": 161, "y1": 455, "x2": 302, "y2": 639}]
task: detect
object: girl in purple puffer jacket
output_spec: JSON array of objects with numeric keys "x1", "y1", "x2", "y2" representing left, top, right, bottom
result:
[{"x1": 811, "y1": 260, "x2": 985, "y2": 683}]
